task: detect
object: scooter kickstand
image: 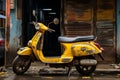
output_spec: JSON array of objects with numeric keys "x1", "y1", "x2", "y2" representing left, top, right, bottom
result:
[{"x1": 67, "y1": 66, "x2": 72, "y2": 80}]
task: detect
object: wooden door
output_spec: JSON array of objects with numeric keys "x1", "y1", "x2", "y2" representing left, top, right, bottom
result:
[
  {"x1": 64, "y1": 0, "x2": 116, "y2": 63},
  {"x1": 64, "y1": 0, "x2": 94, "y2": 37},
  {"x1": 96, "y1": 0, "x2": 115, "y2": 63}
]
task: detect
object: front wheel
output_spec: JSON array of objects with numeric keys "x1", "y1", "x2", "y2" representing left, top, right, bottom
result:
[
  {"x1": 75, "y1": 56, "x2": 97, "y2": 76},
  {"x1": 12, "y1": 55, "x2": 31, "y2": 75}
]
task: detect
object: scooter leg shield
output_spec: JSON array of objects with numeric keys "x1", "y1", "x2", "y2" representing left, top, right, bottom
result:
[{"x1": 17, "y1": 47, "x2": 32, "y2": 56}]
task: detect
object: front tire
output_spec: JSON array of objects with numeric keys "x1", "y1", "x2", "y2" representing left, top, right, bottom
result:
[
  {"x1": 75, "y1": 56, "x2": 97, "y2": 76},
  {"x1": 12, "y1": 55, "x2": 31, "y2": 75}
]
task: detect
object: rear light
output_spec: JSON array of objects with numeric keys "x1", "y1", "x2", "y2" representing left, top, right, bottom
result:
[
  {"x1": 0, "y1": 40, "x2": 5, "y2": 46},
  {"x1": 94, "y1": 42, "x2": 104, "y2": 51}
]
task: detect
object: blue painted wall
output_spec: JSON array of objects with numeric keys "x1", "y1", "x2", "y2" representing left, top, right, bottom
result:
[
  {"x1": 10, "y1": 10, "x2": 22, "y2": 49},
  {"x1": 117, "y1": 0, "x2": 120, "y2": 56},
  {"x1": 10, "y1": 0, "x2": 22, "y2": 57}
]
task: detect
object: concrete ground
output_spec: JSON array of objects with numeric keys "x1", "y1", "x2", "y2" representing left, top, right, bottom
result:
[{"x1": 0, "y1": 62, "x2": 120, "y2": 77}]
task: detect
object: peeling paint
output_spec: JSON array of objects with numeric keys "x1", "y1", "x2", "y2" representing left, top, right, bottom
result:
[{"x1": 10, "y1": 10, "x2": 22, "y2": 48}]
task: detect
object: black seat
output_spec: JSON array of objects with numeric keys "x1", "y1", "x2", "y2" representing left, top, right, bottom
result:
[{"x1": 58, "y1": 35, "x2": 95, "y2": 43}]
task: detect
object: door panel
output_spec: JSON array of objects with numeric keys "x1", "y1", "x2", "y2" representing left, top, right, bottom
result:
[
  {"x1": 96, "y1": 0, "x2": 115, "y2": 63},
  {"x1": 64, "y1": 0, "x2": 116, "y2": 63},
  {"x1": 64, "y1": 0, "x2": 94, "y2": 37}
]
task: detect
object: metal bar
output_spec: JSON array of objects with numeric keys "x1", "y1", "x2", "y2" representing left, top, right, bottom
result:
[{"x1": 5, "y1": 0, "x2": 10, "y2": 67}]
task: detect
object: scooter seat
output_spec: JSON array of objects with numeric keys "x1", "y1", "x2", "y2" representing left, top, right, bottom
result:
[{"x1": 58, "y1": 35, "x2": 95, "y2": 43}]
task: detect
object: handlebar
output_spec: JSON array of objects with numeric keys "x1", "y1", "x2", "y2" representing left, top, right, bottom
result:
[
  {"x1": 48, "y1": 28, "x2": 55, "y2": 33},
  {"x1": 30, "y1": 21, "x2": 55, "y2": 33},
  {"x1": 29, "y1": 21, "x2": 37, "y2": 25}
]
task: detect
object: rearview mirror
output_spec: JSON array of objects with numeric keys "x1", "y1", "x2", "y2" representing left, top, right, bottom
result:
[
  {"x1": 53, "y1": 18, "x2": 59, "y2": 25},
  {"x1": 32, "y1": 10, "x2": 36, "y2": 16},
  {"x1": 32, "y1": 10, "x2": 38, "y2": 23}
]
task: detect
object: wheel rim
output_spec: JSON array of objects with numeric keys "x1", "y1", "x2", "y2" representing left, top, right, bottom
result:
[
  {"x1": 15, "y1": 60, "x2": 30, "y2": 72},
  {"x1": 75, "y1": 56, "x2": 97, "y2": 75},
  {"x1": 79, "y1": 65, "x2": 95, "y2": 72},
  {"x1": 13, "y1": 56, "x2": 31, "y2": 75}
]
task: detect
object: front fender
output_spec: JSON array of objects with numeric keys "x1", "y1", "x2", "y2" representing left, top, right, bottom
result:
[{"x1": 17, "y1": 47, "x2": 32, "y2": 56}]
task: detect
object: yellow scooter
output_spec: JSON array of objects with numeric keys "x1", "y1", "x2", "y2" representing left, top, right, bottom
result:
[{"x1": 12, "y1": 10, "x2": 104, "y2": 76}]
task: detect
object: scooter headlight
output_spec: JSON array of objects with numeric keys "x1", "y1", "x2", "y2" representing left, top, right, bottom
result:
[
  {"x1": 35, "y1": 23, "x2": 40, "y2": 30},
  {"x1": 27, "y1": 40, "x2": 32, "y2": 47}
]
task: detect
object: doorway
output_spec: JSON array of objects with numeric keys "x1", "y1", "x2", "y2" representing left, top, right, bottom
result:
[{"x1": 22, "y1": 0, "x2": 61, "y2": 57}]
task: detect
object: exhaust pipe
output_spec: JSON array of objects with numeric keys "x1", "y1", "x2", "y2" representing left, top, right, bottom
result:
[{"x1": 80, "y1": 59, "x2": 97, "y2": 66}]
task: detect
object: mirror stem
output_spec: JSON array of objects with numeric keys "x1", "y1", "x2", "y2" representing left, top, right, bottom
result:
[{"x1": 48, "y1": 21, "x2": 53, "y2": 28}]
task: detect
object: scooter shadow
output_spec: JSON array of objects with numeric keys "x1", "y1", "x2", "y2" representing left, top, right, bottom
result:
[{"x1": 38, "y1": 68, "x2": 80, "y2": 76}]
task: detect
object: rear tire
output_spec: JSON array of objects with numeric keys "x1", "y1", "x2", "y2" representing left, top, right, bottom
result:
[
  {"x1": 12, "y1": 55, "x2": 31, "y2": 75},
  {"x1": 75, "y1": 56, "x2": 97, "y2": 76}
]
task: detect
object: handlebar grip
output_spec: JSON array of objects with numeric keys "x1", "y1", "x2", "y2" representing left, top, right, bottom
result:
[
  {"x1": 29, "y1": 21, "x2": 37, "y2": 25},
  {"x1": 48, "y1": 28, "x2": 55, "y2": 33}
]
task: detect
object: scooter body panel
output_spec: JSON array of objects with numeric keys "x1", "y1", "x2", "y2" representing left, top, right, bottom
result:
[
  {"x1": 36, "y1": 41, "x2": 101, "y2": 64},
  {"x1": 17, "y1": 47, "x2": 32, "y2": 56},
  {"x1": 36, "y1": 50, "x2": 73, "y2": 63},
  {"x1": 71, "y1": 42, "x2": 102, "y2": 56}
]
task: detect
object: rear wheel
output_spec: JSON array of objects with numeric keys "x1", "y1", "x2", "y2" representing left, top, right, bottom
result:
[
  {"x1": 13, "y1": 55, "x2": 31, "y2": 75},
  {"x1": 75, "y1": 56, "x2": 97, "y2": 76}
]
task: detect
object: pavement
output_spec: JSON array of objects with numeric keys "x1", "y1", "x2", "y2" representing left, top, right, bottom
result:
[
  {"x1": 95, "y1": 63, "x2": 120, "y2": 74},
  {"x1": 0, "y1": 62, "x2": 120, "y2": 77}
]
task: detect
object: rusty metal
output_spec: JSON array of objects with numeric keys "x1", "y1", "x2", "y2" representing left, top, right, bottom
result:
[{"x1": 5, "y1": 0, "x2": 10, "y2": 67}]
